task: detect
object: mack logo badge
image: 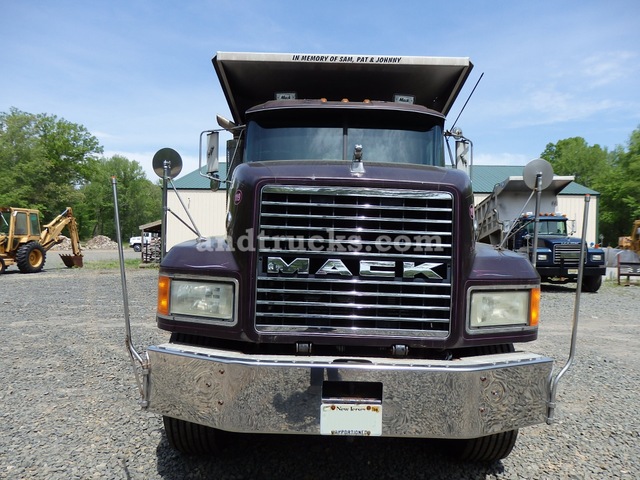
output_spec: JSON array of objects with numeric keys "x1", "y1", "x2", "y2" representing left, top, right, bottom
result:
[{"x1": 266, "y1": 257, "x2": 443, "y2": 279}]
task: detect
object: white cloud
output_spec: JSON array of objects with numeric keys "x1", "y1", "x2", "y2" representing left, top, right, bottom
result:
[
  {"x1": 580, "y1": 51, "x2": 638, "y2": 88},
  {"x1": 93, "y1": 131, "x2": 117, "y2": 141},
  {"x1": 523, "y1": 87, "x2": 622, "y2": 125}
]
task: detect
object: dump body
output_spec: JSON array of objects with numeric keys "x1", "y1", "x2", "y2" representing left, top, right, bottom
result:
[
  {"x1": 136, "y1": 52, "x2": 557, "y2": 462},
  {"x1": 475, "y1": 176, "x2": 605, "y2": 291}
]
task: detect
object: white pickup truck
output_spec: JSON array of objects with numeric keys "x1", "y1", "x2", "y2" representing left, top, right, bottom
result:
[{"x1": 129, "y1": 232, "x2": 152, "y2": 252}]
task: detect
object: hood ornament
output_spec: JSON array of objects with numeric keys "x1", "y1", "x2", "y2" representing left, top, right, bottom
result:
[{"x1": 351, "y1": 144, "x2": 365, "y2": 176}]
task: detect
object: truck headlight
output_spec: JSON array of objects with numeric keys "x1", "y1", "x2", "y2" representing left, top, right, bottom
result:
[
  {"x1": 591, "y1": 253, "x2": 603, "y2": 262},
  {"x1": 157, "y1": 275, "x2": 237, "y2": 324},
  {"x1": 537, "y1": 253, "x2": 548, "y2": 261},
  {"x1": 468, "y1": 287, "x2": 539, "y2": 330}
]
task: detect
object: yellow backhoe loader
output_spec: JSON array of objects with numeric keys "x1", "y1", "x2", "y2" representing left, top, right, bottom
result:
[
  {"x1": 618, "y1": 219, "x2": 640, "y2": 254},
  {"x1": 0, "y1": 206, "x2": 83, "y2": 274}
]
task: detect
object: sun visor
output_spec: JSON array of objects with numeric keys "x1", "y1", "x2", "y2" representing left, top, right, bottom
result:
[{"x1": 213, "y1": 52, "x2": 473, "y2": 124}]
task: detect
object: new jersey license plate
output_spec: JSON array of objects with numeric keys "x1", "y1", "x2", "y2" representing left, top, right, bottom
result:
[{"x1": 320, "y1": 402, "x2": 382, "y2": 436}]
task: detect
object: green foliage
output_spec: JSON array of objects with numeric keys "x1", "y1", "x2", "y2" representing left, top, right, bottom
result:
[
  {"x1": 0, "y1": 108, "x2": 102, "y2": 219},
  {"x1": 594, "y1": 132, "x2": 640, "y2": 245},
  {"x1": 541, "y1": 128, "x2": 640, "y2": 246},
  {"x1": 77, "y1": 155, "x2": 161, "y2": 240},
  {"x1": 0, "y1": 108, "x2": 160, "y2": 242},
  {"x1": 540, "y1": 137, "x2": 608, "y2": 187}
]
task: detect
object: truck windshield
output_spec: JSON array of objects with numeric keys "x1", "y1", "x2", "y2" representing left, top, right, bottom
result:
[
  {"x1": 244, "y1": 108, "x2": 445, "y2": 166},
  {"x1": 525, "y1": 220, "x2": 567, "y2": 236}
]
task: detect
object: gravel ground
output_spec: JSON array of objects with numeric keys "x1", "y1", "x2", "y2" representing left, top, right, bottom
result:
[{"x1": 1, "y1": 251, "x2": 639, "y2": 479}]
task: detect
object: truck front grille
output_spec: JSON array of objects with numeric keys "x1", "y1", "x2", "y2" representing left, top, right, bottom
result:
[
  {"x1": 255, "y1": 185, "x2": 454, "y2": 337},
  {"x1": 553, "y1": 243, "x2": 582, "y2": 264}
]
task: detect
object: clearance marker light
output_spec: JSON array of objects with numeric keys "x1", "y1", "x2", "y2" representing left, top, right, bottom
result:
[
  {"x1": 394, "y1": 94, "x2": 415, "y2": 104},
  {"x1": 275, "y1": 92, "x2": 297, "y2": 100}
]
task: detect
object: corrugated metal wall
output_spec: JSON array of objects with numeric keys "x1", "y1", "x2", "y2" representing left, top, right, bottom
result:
[{"x1": 166, "y1": 190, "x2": 227, "y2": 249}]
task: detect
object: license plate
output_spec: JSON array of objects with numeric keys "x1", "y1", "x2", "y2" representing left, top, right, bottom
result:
[
  {"x1": 568, "y1": 268, "x2": 578, "y2": 275},
  {"x1": 320, "y1": 402, "x2": 382, "y2": 436}
]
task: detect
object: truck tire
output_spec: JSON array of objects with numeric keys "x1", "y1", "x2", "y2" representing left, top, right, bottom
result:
[
  {"x1": 444, "y1": 343, "x2": 518, "y2": 462},
  {"x1": 133, "y1": 244, "x2": 141, "y2": 252},
  {"x1": 452, "y1": 429, "x2": 519, "y2": 463},
  {"x1": 163, "y1": 416, "x2": 221, "y2": 455},
  {"x1": 581, "y1": 275, "x2": 602, "y2": 293},
  {"x1": 16, "y1": 241, "x2": 46, "y2": 273},
  {"x1": 0, "y1": 257, "x2": 5, "y2": 274}
]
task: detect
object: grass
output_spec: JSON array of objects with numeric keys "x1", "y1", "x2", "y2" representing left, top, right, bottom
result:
[{"x1": 83, "y1": 259, "x2": 157, "y2": 270}]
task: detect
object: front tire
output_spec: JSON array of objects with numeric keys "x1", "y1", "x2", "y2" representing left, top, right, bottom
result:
[
  {"x1": 16, "y1": 242, "x2": 46, "y2": 273},
  {"x1": 451, "y1": 429, "x2": 519, "y2": 463},
  {"x1": 581, "y1": 274, "x2": 602, "y2": 292},
  {"x1": 445, "y1": 343, "x2": 518, "y2": 462},
  {"x1": 163, "y1": 416, "x2": 222, "y2": 455}
]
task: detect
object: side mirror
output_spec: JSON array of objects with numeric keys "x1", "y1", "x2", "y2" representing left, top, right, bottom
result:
[
  {"x1": 455, "y1": 138, "x2": 469, "y2": 170},
  {"x1": 451, "y1": 128, "x2": 471, "y2": 173},
  {"x1": 210, "y1": 175, "x2": 220, "y2": 192},
  {"x1": 206, "y1": 132, "x2": 219, "y2": 175}
]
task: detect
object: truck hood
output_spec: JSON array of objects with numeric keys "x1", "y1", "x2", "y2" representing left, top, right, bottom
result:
[
  {"x1": 231, "y1": 160, "x2": 471, "y2": 193},
  {"x1": 539, "y1": 236, "x2": 582, "y2": 245}
]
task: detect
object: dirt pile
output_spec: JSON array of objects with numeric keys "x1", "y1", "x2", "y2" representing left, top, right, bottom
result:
[
  {"x1": 85, "y1": 235, "x2": 119, "y2": 250},
  {"x1": 50, "y1": 235, "x2": 72, "y2": 250},
  {"x1": 50, "y1": 234, "x2": 120, "y2": 250}
]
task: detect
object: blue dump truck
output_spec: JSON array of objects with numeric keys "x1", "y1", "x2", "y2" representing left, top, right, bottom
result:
[{"x1": 475, "y1": 175, "x2": 605, "y2": 292}]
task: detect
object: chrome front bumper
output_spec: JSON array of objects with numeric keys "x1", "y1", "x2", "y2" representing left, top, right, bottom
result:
[{"x1": 146, "y1": 344, "x2": 552, "y2": 439}]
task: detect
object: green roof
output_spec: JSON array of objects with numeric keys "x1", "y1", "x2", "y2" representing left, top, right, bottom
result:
[
  {"x1": 172, "y1": 163, "x2": 228, "y2": 189},
  {"x1": 471, "y1": 165, "x2": 598, "y2": 195},
  {"x1": 172, "y1": 163, "x2": 598, "y2": 196}
]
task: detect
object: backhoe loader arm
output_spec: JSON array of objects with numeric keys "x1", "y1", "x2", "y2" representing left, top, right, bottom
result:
[
  {"x1": 40, "y1": 208, "x2": 73, "y2": 250},
  {"x1": 40, "y1": 207, "x2": 84, "y2": 267}
]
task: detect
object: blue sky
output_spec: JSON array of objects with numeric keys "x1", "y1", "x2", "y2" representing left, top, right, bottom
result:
[{"x1": 1, "y1": 0, "x2": 639, "y2": 180}]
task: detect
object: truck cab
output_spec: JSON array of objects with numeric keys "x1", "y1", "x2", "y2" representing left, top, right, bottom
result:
[
  {"x1": 129, "y1": 232, "x2": 153, "y2": 252},
  {"x1": 511, "y1": 213, "x2": 605, "y2": 292}
]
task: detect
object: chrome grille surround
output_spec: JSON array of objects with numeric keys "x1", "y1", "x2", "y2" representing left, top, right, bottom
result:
[
  {"x1": 553, "y1": 243, "x2": 582, "y2": 265},
  {"x1": 255, "y1": 185, "x2": 454, "y2": 338}
]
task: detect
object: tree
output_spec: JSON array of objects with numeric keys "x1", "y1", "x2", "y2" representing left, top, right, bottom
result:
[
  {"x1": 0, "y1": 108, "x2": 102, "y2": 219},
  {"x1": 541, "y1": 129, "x2": 640, "y2": 246},
  {"x1": 594, "y1": 128, "x2": 640, "y2": 245},
  {"x1": 78, "y1": 155, "x2": 161, "y2": 240},
  {"x1": 540, "y1": 137, "x2": 608, "y2": 188}
]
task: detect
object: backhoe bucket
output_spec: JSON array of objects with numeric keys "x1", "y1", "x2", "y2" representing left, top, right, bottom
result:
[{"x1": 60, "y1": 254, "x2": 84, "y2": 268}]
